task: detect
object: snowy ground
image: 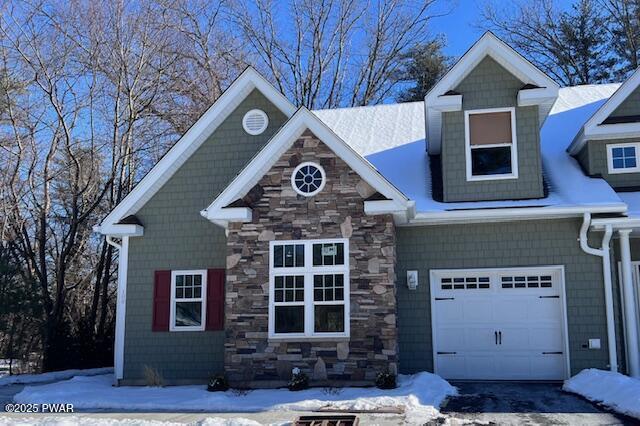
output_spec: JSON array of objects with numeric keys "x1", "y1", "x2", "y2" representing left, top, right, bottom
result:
[
  {"x1": 0, "y1": 368, "x2": 113, "y2": 387},
  {"x1": 563, "y1": 369, "x2": 640, "y2": 419},
  {"x1": 14, "y1": 372, "x2": 455, "y2": 423},
  {"x1": 0, "y1": 416, "x2": 265, "y2": 426}
]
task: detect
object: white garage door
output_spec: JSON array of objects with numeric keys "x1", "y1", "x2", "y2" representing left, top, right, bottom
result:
[{"x1": 430, "y1": 266, "x2": 569, "y2": 381}]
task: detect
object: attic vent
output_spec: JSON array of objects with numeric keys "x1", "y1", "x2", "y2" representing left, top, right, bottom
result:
[{"x1": 242, "y1": 109, "x2": 269, "y2": 135}]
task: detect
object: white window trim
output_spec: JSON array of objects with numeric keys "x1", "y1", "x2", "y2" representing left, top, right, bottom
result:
[
  {"x1": 464, "y1": 107, "x2": 519, "y2": 182},
  {"x1": 291, "y1": 162, "x2": 326, "y2": 197},
  {"x1": 268, "y1": 238, "x2": 350, "y2": 340},
  {"x1": 170, "y1": 269, "x2": 207, "y2": 332},
  {"x1": 607, "y1": 142, "x2": 640, "y2": 174}
]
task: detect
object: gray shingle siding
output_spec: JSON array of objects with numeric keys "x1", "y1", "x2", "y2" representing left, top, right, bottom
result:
[
  {"x1": 578, "y1": 138, "x2": 640, "y2": 188},
  {"x1": 122, "y1": 90, "x2": 288, "y2": 384},
  {"x1": 441, "y1": 56, "x2": 544, "y2": 202},
  {"x1": 396, "y1": 218, "x2": 625, "y2": 376},
  {"x1": 610, "y1": 85, "x2": 640, "y2": 118}
]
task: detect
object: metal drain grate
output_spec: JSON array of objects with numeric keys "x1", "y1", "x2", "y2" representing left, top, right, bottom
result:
[{"x1": 293, "y1": 414, "x2": 359, "y2": 426}]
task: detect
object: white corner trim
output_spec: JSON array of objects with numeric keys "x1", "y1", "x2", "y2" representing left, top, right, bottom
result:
[
  {"x1": 204, "y1": 207, "x2": 253, "y2": 223},
  {"x1": 425, "y1": 31, "x2": 559, "y2": 155},
  {"x1": 96, "y1": 67, "x2": 296, "y2": 232},
  {"x1": 169, "y1": 270, "x2": 207, "y2": 332},
  {"x1": 93, "y1": 224, "x2": 144, "y2": 237},
  {"x1": 430, "y1": 94, "x2": 462, "y2": 112},
  {"x1": 606, "y1": 142, "x2": 640, "y2": 174},
  {"x1": 202, "y1": 108, "x2": 411, "y2": 227},
  {"x1": 569, "y1": 68, "x2": 640, "y2": 155},
  {"x1": 108, "y1": 235, "x2": 128, "y2": 382},
  {"x1": 464, "y1": 107, "x2": 519, "y2": 181}
]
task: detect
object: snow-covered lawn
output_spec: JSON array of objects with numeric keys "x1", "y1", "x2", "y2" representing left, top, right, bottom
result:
[
  {"x1": 14, "y1": 372, "x2": 456, "y2": 422},
  {"x1": 0, "y1": 368, "x2": 113, "y2": 387},
  {"x1": 0, "y1": 417, "x2": 262, "y2": 426},
  {"x1": 563, "y1": 369, "x2": 640, "y2": 419}
]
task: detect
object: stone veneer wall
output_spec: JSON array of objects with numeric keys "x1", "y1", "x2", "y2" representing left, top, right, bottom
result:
[{"x1": 225, "y1": 130, "x2": 398, "y2": 387}]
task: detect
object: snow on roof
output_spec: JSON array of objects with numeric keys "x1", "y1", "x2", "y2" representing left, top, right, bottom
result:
[{"x1": 314, "y1": 84, "x2": 626, "y2": 213}]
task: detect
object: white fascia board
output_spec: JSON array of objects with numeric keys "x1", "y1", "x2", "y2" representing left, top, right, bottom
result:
[
  {"x1": 93, "y1": 224, "x2": 144, "y2": 237},
  {"x1": 517, "y1": 87, "x2": 559, "y2": 107},
  {"x1": 203, "y1": 108, "x2": 411, "y2": 227},
  {"x1": 570, "y1": 68, "x2": 640, "y2": 154},
  {"x1": 425, "y1": 32, "x2": 559, "y2": 155},
  {"x1": 406, "y1": 204, "x2": 627, "y2": 226},
  {"x1": 590, "y1": 217, "x2": 640, "y2": 230},
  {"x1": 430, "y1": 94, "x2": 462, "y2": 112},
  {"x1": 203, "y1": 207, "x2": 253, "y2": 223},
  {"x1": 96, "y1": 67, "x2": 296, "y2": 233}
]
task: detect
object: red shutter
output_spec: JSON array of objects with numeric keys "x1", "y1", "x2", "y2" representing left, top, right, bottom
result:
[
  {"x1": 206, "y1": 269, "x2": 225, "y2": 331},
  {"x1": 152, "y1": 270, "x2": 171, "y2": 331}
]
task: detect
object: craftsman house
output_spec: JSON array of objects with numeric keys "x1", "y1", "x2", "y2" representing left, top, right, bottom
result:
[{"x1": 95, "y1": 32, "x2": 640, "y2": 386}]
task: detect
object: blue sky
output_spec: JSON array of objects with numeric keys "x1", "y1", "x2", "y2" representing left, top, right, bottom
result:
[{"x1": 431, "y1": 0, "x2": 575, "y2": 57}]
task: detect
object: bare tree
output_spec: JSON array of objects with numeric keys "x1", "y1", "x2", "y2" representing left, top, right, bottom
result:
[{"x1": 231, "y1": 0, "x2": 449, "y2": 109}]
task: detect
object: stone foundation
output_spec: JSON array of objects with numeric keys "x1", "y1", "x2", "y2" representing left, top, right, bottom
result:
[{"x1": 224, "y1": 130, "x2": 398, "y2": 386}]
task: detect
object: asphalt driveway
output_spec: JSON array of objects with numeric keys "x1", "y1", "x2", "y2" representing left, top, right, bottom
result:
[{"x1": 440, "y1": 381, "x2": 638, "y2": 425}]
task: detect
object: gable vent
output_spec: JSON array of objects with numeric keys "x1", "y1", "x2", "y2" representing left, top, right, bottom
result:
[{"x1": 242, "y1": 109, "x2": 269, "y2": 135}]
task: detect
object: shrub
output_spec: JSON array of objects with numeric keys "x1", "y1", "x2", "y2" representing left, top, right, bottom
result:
[
  {"x1": 288, "y1": 367, "x2": 309, "y2": 391},
  {"x1": 375, "y1": 370, "x2": 396, "y2": 389},
  {"x1": 142, "y1": 365, "x2": 164, "y2": 387},
  {"x1": 207, "y1": 375, "x2": 229, "y2": 392}
]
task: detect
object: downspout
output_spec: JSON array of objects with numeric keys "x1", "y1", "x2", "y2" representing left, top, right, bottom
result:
[
  {"x1": 580, "y1": 213, "x2": 618, "y2": 372},
  {"x1": 106, "y1": 235, "x2": 129, "y2": 385}
]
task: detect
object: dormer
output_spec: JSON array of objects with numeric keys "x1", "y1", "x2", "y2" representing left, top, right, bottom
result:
[
  {"x1": 425, "y1": 32, "x2": 559, "y2": 202},
  {"x1": 569, "y1": 69, "x2": 640, "y2": 190}
]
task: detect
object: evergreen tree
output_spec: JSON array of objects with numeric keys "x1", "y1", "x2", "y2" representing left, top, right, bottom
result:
[{"x1": 397, "y1": 37, "x2": 451, "y2": 102}]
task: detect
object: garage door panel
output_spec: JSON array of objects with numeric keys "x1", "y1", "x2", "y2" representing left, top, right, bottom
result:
[{"x1": 431, "y1": 267, "x2": 568, "y2": 381}]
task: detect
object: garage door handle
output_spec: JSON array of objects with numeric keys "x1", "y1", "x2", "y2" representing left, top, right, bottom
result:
[
  {"x1": 499, "y1": 331, "x2": 502, "y2": 345},
  {"x1": 437, "y1": 351, "x2": 457, "y2": 355},
  {"x1": 495, "y1": 331, "x2": 498, "y2": 345},
  {"x1": 542, "y1": 351, "x2": 563, "y2": 355},
  {"x1": 435, "y1": 297, "x2": 455, "y2": 301},
  {"x1": 539, "y1": 295, "x2": 559, "y2": 299}
]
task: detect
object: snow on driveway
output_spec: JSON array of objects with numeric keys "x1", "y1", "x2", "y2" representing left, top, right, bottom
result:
[
  {"x1": 14, "y1": 372, "x2": 456, "y2": 422},
  {"x1": 563, "y1": 369, "x2": 640, "y2": 419},
  {"x1": 0, "y1": 368, "x2": 113, "y2": 387}
]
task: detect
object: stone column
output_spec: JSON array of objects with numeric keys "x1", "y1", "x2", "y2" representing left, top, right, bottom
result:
[{"x1": 618, "y1": 229, "x2": 640, "y2": 378}]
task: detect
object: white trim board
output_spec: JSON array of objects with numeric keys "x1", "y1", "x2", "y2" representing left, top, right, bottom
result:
[
  {"x1": 425, "y1": 31, "x2": 559, "y2": 155},
  {"x1": 569, "y1": 67, "x2": 640, "y2": 155},
  {"x1": 201, "y1": 107, "x2": 412, "y2": 227},
  {"x1": 95, "y1": 67, "x2": 296, "y2": 236}
]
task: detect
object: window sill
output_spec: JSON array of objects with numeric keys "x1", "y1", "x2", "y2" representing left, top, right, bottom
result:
[
  {"x1": 466, "y1": 174, "x2": 518, "y2": 182},
  {"x1": 608, "y1": 168, "x2": 640, "y2": 175},
  {"x1": 268, "y1": 335, "x2": 350, "y2": 343}
]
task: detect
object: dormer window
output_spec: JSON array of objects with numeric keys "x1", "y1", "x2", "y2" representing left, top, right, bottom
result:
[
  {"x1": 465, "y1": 107, "x2": 518, "y2": 181},
  {"x1": 607, "y1": 143, "x2": 640, "y2": 174}
]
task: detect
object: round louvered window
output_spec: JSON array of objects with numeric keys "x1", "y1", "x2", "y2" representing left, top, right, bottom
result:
[
  {"x1": 291, "y1": 162, "x2": 326, "y2": 197},
  {"x1": 242, "y1": 109, "x2": 269, "y2": 135}
]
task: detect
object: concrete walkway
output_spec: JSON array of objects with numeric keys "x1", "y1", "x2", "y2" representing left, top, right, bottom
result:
[{"x1": 440, "y1": 382, "x2": 637, "y2": 425}]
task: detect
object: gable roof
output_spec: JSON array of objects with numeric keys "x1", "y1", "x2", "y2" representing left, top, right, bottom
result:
[
  {"x1": 425, "y1": 31, "x2": 559, "y2": 154},
  {"x1": 201, "y1": 107, "x2": 413, "y2": 227},
  {"x1": 94, "y1": 67, "x2": 296, "y2": 235},
  {"x1": 568, "y1": 67, "x2": 640, "y2": 155}
]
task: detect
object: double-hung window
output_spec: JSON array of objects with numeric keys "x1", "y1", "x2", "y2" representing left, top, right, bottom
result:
[
  {"x1": 269, "y1": 239, "x2": 349, "y2": 339},
  {"x1": 170, "y1": 270, "x2": 207, "y2": 331},
  {"x1": 607, "y1": 143, "x2": 640, "y2": 174},
  {"x1": 465, "y1": 107, "x2": 518, "y2": 181}
]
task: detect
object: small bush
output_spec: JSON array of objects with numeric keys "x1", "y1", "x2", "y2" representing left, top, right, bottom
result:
[
  {"x1": 231, "y1": 388, "x2": 252, "y2": 396},
  {"x1": 207, "y1": 375, "x2": 229, "y2": 392},
  {"x1": 375, "y1": 370, "x2": 396, "y2": 390},
  {"x1": 288, "y1": 367, "x2": 309, "y2": 391},
  {"x1": 142, "y1": 365, "x2": 164, "y2": 387}
]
